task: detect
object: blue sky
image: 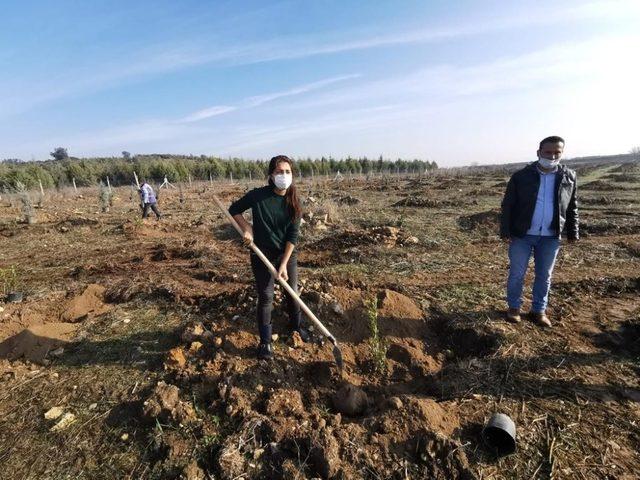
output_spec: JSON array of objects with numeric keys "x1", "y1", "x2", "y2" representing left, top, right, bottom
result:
[{"x1": 1, "y1": 0, "x2": 639, "y2": 166}]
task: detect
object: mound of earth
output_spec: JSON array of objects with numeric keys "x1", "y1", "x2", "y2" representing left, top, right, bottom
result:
[
  {"x1": 611, "y1": 162, "x2": 640, "y2": 174},
  {"x1": 582, "y1": 180, "x2": 617, "y2": 191},
  {"x1": 60, "y1": 284, "x2": 110, "y2": 322},
  {"x1": 0, "y1": 323, "x2": 77, "y2": 363},
  {"x1": 582, "y1": 220, "x2": 640, "y2": 236},
  {"x1": 140, "y1": 283, "x2": 472, "y2": 478},
  {"x1": 325, "y1": 287, "x2": 426, "y2": 343},
  {"x1": 458, "y1": 210, "x2": 501, "y2": 233},
  {"x1": 394, "y1": 196, "x2": 443, "y2": 208}
]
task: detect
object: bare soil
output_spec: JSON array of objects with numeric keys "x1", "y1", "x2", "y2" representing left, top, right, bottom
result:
[{"x1": 1, "y1": 165, "x2": 639, "y2": 479}]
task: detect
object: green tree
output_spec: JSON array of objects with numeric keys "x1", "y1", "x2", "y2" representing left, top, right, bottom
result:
[{"x1": 50, "y1": 147, "x2": 69, "y2": 161}]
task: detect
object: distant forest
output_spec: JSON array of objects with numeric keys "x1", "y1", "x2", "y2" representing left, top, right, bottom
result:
[{"x1": 0, "y1": 151, "x2": 438, "y2": 190}]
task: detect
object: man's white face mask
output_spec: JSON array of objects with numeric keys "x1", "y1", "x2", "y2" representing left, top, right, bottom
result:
[
  {"x1": 538, "y1": 155, "x2": 561, "y2": 169},
  {"x1": 273, "y1": 173, "x2": 292, "y2": 190}
]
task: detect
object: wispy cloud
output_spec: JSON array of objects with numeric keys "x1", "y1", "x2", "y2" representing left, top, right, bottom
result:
[
  {"x1": 281, "y1": 32, "x2": 640, "y2": 112},
  {"x1": 24, "y1": 31, "x2": 640, "y2": 159},
  {"x1": 180, "y1": 105, "x2": 237, "y2": 123},
  {"x1": 4, "y1": 0, "x2": 637, "y2": 118},
  {"x1": 179, "y1": 74, "x2": 360, "y2": 123}
]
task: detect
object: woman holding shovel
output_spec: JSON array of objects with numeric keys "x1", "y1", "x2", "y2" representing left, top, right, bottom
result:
[{"x1": 228, "y1": 155, "x2": 309, "y2": 360}]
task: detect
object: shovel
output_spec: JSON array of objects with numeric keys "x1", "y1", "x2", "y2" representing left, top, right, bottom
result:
[{"x1": 213, "y1": 195, "x2": 343, "y2": 371}]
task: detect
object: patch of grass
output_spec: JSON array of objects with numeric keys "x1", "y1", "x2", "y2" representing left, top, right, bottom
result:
[
  {"x1": 0, "y1": 264, "x2": 19, "y2": 295},
  {"x1": 432, "y1": 283, "x2": 500, "y2": 311}
]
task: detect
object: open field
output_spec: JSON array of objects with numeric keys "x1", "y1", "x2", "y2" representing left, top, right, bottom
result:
[{"x1": 1, "y1": 162, "x2": 639, "y2": 479}]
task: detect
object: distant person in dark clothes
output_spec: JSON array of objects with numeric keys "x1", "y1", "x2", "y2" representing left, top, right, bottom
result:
[
  {"x1": 140, "y1": 179, "x2": 162, "y2": 220},
  {"x1": 500, "y1": 136, "x2": 579, "y2": 327},
  {"x1": 229, "y1": 155, "x2": 308, "y2": 360}
]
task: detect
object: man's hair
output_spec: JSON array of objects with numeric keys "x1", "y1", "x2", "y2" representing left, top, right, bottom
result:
[{"x1": 539, "y1": 136, "x2": 565, "y2": 149}]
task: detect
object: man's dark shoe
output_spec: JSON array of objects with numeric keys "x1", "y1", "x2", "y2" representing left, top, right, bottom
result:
[
  {"x1": 257, "y1": 342, "x2": 273, "y2": 360},
  {"x1": 530, "y1": 311, "x2": 552, "y2": 328},
  {"x1": 506, "y1": 308, "x2": 521, "y2": 323}
]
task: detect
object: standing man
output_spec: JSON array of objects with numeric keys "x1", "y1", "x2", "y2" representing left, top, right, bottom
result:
[
  {"x1": 500, "y1": 136, "x2": 579, "y2": 327},
  {"x1": 140, "y1": 179, "x2": 162, "y2": 220}
]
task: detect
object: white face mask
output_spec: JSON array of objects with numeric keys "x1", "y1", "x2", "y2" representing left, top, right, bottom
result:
[
  {"x1": 538, "y1": 155, "x2": 561, "y2": 169},
  {"x1": 273, "y1": 173, "x2": 292, "y2": 190}
]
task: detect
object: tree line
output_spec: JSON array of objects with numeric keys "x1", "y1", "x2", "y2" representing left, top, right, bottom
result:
[{"x1": 0, "y1": 151, "x2": 438, "y2": 191}]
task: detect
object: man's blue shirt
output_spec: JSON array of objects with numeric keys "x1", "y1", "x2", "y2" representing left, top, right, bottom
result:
[{"x1": 526, "y1": 165, "x2": 557, "y2": 236}]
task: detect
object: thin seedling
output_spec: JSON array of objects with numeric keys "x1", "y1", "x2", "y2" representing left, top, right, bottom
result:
[{"x1": 366, "y1": 296, "x2": 388, "y2": 374}]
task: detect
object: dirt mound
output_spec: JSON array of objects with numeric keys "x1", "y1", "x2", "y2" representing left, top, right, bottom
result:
[
  {"x1": 394, "y1": 196, "x2": 443, "y2": 208},
  {"x1": 0, "y1": 323, "x2": 77, "y2": 363},
  {"x1": 433, "y1": 178, "x2": 465, "y2": 190},
  {"x1": 307, "y1": 229, "x2": 374, "y2": 251},
  {"x1": 332, "y1": 383, "x2": 369, "y2": 416},
  {"x1": 337, "y1": 195, "x2": 360, "y2": 205},
  {"x1": 611, "y1": 162, "x2": 640, "y2": 174},
  {"x1": 618, "y1": 241, "x2": 640, "y2": 258},
  {"x1": 325, "y1": 287, "x2": 426, "y2": 343},
  {"x1": 142, "y1": 381, "x2": 196, "y2": 425},
  {"x1": 265, "y1": 389, "x2": 306, "y2": 418},
  {"x1": 595, "y1": 320, "x2": 640, "y2": 356},
  {"x1": 56, "y1": 217, "x2": 99, "y2": 232},
  {"x1": 582, "y1": 220, "x2": 640, "y2": 236},
  {"x1": 413, "y1": 431, "x2": 475, "y2": 480},
  {"x1": 458, "y1": 210, "x2": 500, "y2": 233},
  {"x1": 60, "y1": 284, "x2": 110, "y2": 322},
  {"x1": 105, "y1": 278, "x2": 181, "y2": 303},
  {"x1": 377, "y1": 289, "x2": 425, "y2": 338},
  {"x1": 604, "y1": 173, "x2": 640, "y2": 183},
  {"x1": 582, "y1": 180, "x2": 621, "y2": 192},
  {"x1": 554, "y1": 276, "x2": 640, "y2": 297},
  {"x1": 581, "y1": 195, "x2": 625, "y2": 206}
]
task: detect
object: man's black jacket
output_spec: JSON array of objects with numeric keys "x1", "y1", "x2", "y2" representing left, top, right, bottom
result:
[{"x1": 500, "y1": 162, "x2": 579, "y2": 240}]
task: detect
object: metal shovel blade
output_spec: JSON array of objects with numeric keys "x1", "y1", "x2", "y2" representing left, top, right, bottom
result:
[
  {"x1": 332, "y1": 344, "x2": 344, "y2": 371},
  {"x1": 327, "y1": 336, "x2": 344, "y2": 371}
]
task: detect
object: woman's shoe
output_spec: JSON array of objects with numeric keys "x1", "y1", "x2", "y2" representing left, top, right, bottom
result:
[
  {"x1": 257, "y1": 342, "x2": 273, "y2": 360},
  {"x1": 294, "y1": 328, "x2": 310, "y2": 343}
]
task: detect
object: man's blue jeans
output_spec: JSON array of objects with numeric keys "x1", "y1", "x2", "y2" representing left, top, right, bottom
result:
[{"x1": 507, "y1": 235, "x2": 560, "y2": 313}]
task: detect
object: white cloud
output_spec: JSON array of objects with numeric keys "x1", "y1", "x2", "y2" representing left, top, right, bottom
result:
[
  {"x1": 179, "y1": 74, "x2": 360, "y2": 123},
  {"x1": 180, "y1": 105, "x2": 237, "y2": 123}
]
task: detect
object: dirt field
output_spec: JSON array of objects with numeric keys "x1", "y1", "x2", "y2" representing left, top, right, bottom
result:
[{"x1": 1, "y1": 163, "x2": 639, "y2": 479}]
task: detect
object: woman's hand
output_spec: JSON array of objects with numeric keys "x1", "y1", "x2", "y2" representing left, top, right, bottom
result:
[
  {"x1": 277, "y1": 262, "x2": 289, "y2": 281},
  {"x1": 242, "y1": 228, "x2": 254, "y2": 246}
]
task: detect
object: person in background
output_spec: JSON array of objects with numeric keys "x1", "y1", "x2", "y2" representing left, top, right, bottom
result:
[
  {"x1": 228, "y1": 155, "x2": 308, "y2": 360},
  {"x1": 500, "y1": 135, "x2": 579, "y2": 327},
  {"x1": 140, "y1": 179, "x2": 162, "y2": 220}
]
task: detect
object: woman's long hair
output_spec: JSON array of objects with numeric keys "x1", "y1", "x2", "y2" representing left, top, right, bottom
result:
[{"x1": 268, "y1": 155, "x2": 302, "y2": 220}]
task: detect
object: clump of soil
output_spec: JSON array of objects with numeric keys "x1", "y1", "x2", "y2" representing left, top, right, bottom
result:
[
  {"x1": 581, "y1": 180, "x2": 640, "y2": 191},
  {"x1": 142, "y1": 381, "x2": 196, "y2": 425},
  {"x1": 618, "y1": 241, "x2": 640, "y2": 258},
  {"x1": 0, "y1": 323, "x2": 77, "y2": 363},
  {"x1": 60, "y1": 284, "x2": 110, "y2": 322},
  {"x1": 0, "y1": 285, "x2": 111, "y2": 363},
  {"x1": 582, "y1": 221, "x2": 640, "y2": 236},
  {"x1": 307, "y1": 228, "x2": 374, "y2": 251},
  {"x1": 604, "y1": 173, "x2": 640, "y2": 183},
  {"x1": 337, "y1": 195, "x2": 360, "y2": 205},
  {"x1": 611, "y1": 162, "x2": 640, "y2": 174},
  {"x1": 458, "y1": 210, "x2": 501, "y2": 233},
  {"x1": 594, "y1": 320, "x2": 640, "y2": 356},
  {"x1": 332, "y1": 383, "x2": 369, "y2": 416},
  {"x1": 554, "y1": 276, "x2": 640, "y2": 297},
  {"x1": 581, "y1": 196, "x2": 624, "y2": 206},
  {"x1": 394, "y1": 196, "x2": 444, "y2": 208}
]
